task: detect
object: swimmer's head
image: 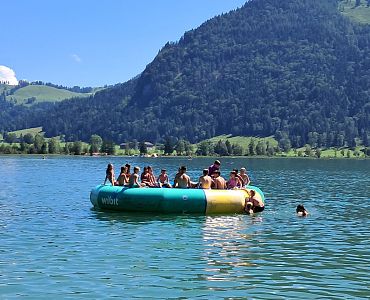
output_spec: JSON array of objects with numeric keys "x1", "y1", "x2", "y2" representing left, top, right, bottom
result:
[
  {"x1": 296, "y1": 204, "x2": 305, "y2": 213},
  {"x1": 296, "y1": 204, "x2": 308, "y2": 216},
  {"x1": 245, "y1": 201, "x2": 254, "y2": 215}
]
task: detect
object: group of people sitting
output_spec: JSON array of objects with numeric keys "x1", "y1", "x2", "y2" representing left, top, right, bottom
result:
[
  {"x1": 104, "y1": 160, "x2": 250, "y2": 190},
  {"x1": 102, "y1": 160, "x2": 313, "y2": 216}
]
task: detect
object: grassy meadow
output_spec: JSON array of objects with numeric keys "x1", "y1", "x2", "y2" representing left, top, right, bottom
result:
[
  {"x1": 6, "y1": 85, "x2": 91, "y2": 105},
  {"x1": 339, "y1": 0, "x2": 370, "y2": 24}
]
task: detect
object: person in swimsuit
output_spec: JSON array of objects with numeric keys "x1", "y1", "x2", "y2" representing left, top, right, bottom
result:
[
  {"x1": 197, "y1": 169, "x2": 213, "y2": 189},
  {"x1": 146, "y1": 166, "x2": 158, "y2": 187},
  {"x1": 233, "y1": 169, "x2": 245, "y2": 187},
  {"x1": 296, "y1": 204, "x2": 309, "y2": 217},
  {"x1": 128, "y1": 166, "x2": 145, "y2": 188},
  {"x1": 104, "y1": 163, "x2": 115, "y2": 186},
  {"x1": 244, "y1": 190, "x2": 265, "y2": 214},
  {"x1": 174, "y1": 166, "x2": 191, "y2": 188},
  {"x1": 239, "y1": 167, "x2": 251, "y2": 186},
  {"x1": 157, "y1": 169, "x2": 172, "y2": 188},
  {"x1": 140, "y1": 166, "x2": 150, "y2": 186},
  {"x1": 212, "y1": 170, "x2": 227, "y2": 189},
  {"x1": 227, "y1": 171, "x2": 241, "y2": 189},
  {"x1": 124, "y1": 163, "x2": 131, "y2": 182},
  {"x1": 116, "y1": 166, "x2": 129, "y2": 186}
]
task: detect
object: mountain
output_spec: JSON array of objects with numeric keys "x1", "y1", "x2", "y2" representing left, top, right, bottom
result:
[{"x1": 2, "y1": 0, "x2": 370, "y2": 147}]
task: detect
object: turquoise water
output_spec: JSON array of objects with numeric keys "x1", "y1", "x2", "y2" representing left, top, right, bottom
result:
[{"x1": 0, "y1": 156, "x2": 369, "y2": 299}]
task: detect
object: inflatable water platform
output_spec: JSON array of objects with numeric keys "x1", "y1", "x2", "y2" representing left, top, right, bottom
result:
[{"x1": 90, "y1": 185, "x2": 265, "y2": 214}]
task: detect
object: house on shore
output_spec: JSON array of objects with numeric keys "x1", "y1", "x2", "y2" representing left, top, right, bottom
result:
[{"x1": 120, "y1": 141, "x2": 154, "y2": 151}]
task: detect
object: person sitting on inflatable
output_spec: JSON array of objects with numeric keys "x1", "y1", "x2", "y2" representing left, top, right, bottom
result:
[
  {"x1": 233, "y1": 169, "x2": 245, "y2": 187},
  {"x1": 146, "y1": 166, "x2": 158, "y2": 187},
  {"x1": 239, "y1": 167, "x2": 250, "y2": 186},
  {"x1": 104, "y1": 163, "x2": 115, "y2": 186},
  {"x1": 128, "y1": 166, "x2": 146, "y2": 188},
  {"x1": 197, "y1": 169, "x2": 213, "y2": 189},
  {"x1": 212, "y1": 170, "x2": 227, "y2": 189},
  {"x1": 244, "y1": 190, "x2": 265, "y2": 214},
  {"x1": 174, "y1": 166, "x2": 191, "y2": 188},
  {"x1": 157, "y1": 169, "x2": 172, "y2": 188},
  {"x1": 116, "y1": 165, "x2": 129, "y2": 186},
  {"x1": 227, "y1": 171, "x2": 242, "y2": 189}
]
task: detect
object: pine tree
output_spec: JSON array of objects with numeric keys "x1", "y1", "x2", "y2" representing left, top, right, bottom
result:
[{"x1": 139, "y1": 141, "x2": 148, "y2": 155}]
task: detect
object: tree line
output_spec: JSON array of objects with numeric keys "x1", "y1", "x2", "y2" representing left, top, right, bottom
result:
[
  {"x1": 1, "y1": 132, "x2": 369, "y2": 158},
  {"x1": 0, "y1": 134, "x2": 115, "y2": 156}
]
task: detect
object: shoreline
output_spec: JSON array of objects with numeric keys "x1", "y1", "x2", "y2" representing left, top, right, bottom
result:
[{"x1": 0, "y1": 153, "x2": 368, "y2": 160}]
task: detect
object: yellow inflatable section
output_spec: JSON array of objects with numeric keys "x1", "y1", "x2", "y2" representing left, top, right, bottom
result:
[{"x1": 205, "y1": 189, "x2": 248, "y2": 214}]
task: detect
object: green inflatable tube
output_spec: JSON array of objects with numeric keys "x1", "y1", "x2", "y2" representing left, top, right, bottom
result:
[{"x1": 91, "y1": 185, "x2": 207, "y2": 213}]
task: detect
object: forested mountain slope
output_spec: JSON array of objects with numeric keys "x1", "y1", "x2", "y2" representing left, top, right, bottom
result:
[{"x1": 2, "y1": 0, "x2": 370, "y2": 147}]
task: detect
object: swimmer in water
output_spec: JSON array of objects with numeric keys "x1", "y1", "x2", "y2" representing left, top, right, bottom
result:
[
  {"x1": 244, "y1": 190, "x2": 264, "y2": 214},
  {"x1": 296, "y1": 204, "x2": 309, "y2": 217}
]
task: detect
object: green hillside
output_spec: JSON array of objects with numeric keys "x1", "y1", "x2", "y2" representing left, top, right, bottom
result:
[
  {"x1": 1, "y1": 0, "x2": 369, "y2": 150},
  {"x1": 339, "y1": 0, "x2": 370, "y2": 24},
  {"x1": 6, "y1": 85, "x2": 91, "y2": 105},
  {"x1": 9, "y1": 127, "x2": 43, "y2": 137}
]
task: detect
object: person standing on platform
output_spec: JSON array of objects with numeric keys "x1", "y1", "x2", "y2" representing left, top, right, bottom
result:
[{"x1": 208, "y1": 160, "x2": 221, "y2": 177}]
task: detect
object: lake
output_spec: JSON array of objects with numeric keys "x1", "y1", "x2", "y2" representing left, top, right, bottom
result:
[{"x1": 0, "y1": 156, "x2": 369, "y2": 299}]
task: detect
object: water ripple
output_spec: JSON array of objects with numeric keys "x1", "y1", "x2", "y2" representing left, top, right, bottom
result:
[{"x1": 0, "y1": 157, "x2": 369, "y2": 299}]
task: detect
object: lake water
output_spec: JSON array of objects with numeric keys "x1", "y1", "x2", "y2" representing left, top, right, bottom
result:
[{"x1": 0, "y1": 156, "x2": 369, "y2": 299}]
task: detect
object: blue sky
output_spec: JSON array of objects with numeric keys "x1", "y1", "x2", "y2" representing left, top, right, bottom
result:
[{"x1": 1, "y1": 0, "x2": 246, "y2": 87}]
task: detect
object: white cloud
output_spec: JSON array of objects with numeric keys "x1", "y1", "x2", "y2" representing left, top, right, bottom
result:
[
  {"x1": 71, "y1": 54, "x2": 82, "y2": 63},
  {"x1": 0, "y1": 65, "x2": 18, "y2": 85}
]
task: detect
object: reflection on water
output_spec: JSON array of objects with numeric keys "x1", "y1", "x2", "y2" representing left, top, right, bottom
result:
[
  {"x1": 203, "y1": 216, "x2": 257, "y2": 275},
  {"x1": 0, "y1": 156, "x2": 369, "y2": 299}
]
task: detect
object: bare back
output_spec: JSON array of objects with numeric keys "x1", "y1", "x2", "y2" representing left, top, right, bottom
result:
[
  {"x1": 214, "y1": 176, "x2": 226, "y2": 189},
  {"x1": 177, "y1": 174, "x2": 190, "y2": 188},
  {"x1": 199, "y1": 175, "x2": 213, "y2": 189}
]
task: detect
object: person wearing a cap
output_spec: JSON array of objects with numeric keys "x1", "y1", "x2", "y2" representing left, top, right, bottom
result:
[{"x1": 208, "y1": 160, "x2": 221, "y2": 177}]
